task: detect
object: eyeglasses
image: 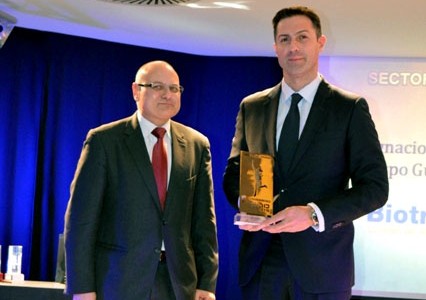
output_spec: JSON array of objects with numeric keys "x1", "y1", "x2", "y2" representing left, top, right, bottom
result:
[{"x1": 138, "y1": 82, "x2": 184, "y2": 94}]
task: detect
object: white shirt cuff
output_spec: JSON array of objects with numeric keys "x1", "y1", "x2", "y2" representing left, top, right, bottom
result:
[{"x1": 307, "y1": 202, "x2": 325, "y2": 232}]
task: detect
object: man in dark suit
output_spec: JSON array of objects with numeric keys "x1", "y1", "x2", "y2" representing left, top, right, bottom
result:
[
  {"x1": 223, "y1": 6, "x2": 388, "y2": 300},
  {"x1": 64, "y1": 61, "x2": 218, "y2": 300}
]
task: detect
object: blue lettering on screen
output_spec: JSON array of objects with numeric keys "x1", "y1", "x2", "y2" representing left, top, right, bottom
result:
[{"x1": 368, "y1": 204, "x2": 426, "y2": 224}]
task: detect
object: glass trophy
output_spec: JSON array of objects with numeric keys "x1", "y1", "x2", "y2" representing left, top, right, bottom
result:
[
  {"x1": 234, "y1": 151, "x2": 274, "y2": 225},
  {"x1": 5, "y1": 245, "x2": 25, "y2": 281}
]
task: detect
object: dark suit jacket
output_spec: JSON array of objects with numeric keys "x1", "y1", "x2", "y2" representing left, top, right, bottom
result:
[
  {"x1": 64, "y1": 113, "x2": 218, "y2": 299},
  {"x1": 223, "y1": 79, "x2": 388, "y2": 293}
]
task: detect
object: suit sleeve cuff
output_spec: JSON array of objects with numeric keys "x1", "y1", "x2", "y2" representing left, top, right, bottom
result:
[{"x1": 307, "y1": 202, "x2": 325, "y2": 232}]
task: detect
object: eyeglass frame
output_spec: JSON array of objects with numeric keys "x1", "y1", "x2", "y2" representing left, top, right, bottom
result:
[{"x1": 137, "y1": 82, "x2": 184, "y2": 94}]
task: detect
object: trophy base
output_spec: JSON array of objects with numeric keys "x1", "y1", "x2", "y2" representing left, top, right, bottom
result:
[
  {"x1": 234, "y1": 213, "x2": 267, "y2": 226},
  {"x1": 4, "y1": 273, "x2": 25, "y2": 282}
]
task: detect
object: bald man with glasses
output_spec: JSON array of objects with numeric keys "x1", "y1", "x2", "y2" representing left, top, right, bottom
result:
[{"x1": 64, "y1": 60, "x2": 218, "y2": 300}]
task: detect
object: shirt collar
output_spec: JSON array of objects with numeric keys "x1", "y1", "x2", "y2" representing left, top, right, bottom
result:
[
  {"x1": 281, "y1": 74, "x2": 322, "y2": 104},
  {"x1": 136, "y1": 110, "x2": 171, "y2": 139}
]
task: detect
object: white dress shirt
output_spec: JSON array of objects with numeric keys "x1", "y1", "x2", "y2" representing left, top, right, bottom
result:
[
  {"x1": 137, "y1": 111, "x2": 171, "y2": 249},
  {"x1": 276, "y1": 75, "x2": 325, "y2": 232},
  {"x1": 137, "y1": 111, "x2": 172, "y2": 185}
]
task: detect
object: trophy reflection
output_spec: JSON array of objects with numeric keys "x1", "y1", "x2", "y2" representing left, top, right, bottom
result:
[
  {"x1": 234, "y1": 151, "x2": 274, "y2": 225},
  {"x1": 4, "y1": 245, "x2": 25, "y2": 282}
]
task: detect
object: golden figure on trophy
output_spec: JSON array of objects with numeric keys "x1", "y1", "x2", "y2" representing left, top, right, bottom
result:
[{"x1": 234, "y1": 151, "x2": 274, "y2": 225}]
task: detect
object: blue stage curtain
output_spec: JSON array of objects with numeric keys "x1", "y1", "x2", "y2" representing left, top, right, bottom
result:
[{"x1": 0, "y1": 27, "x2": 281, "y2": 299}]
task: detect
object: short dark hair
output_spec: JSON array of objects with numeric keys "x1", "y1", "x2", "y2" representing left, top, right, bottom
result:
[{"x1": 272, "y1": 6, "x2": 322, "y2": 40}]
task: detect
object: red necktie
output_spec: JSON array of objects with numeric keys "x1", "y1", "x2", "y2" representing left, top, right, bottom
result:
[{"x1": 152, "y1": 127, "x2": 167, "y2": 210}]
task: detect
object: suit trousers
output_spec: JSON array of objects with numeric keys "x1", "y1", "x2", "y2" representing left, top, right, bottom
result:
[
  {"x1": 150, "y1": 260, "x2": 176, "y2": 300},
  {"x1": 241, "y1": 235, "x2": 351, "y2": 300}
]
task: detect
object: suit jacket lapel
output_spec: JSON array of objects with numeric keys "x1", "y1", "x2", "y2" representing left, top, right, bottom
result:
[
  {"x1": 290, "y1": 79, "x2": 331, "y2": 174},
  {"x1": 165, "y1": 122, "x2": 187, "y2": 214},
  {"x1": 263, "y1": 83, "x2": 281, "y2": 156},
  {"x1": 124, "y1": 113, "x2": 161, "y2": 210}
]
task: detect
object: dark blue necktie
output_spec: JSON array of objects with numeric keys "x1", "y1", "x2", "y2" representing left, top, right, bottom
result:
[{"x1": 277, "y1": 93, "x2": 303, "y2": 178}]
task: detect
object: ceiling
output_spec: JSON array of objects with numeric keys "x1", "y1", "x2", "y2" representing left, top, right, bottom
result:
[{"x1": 0, "y1": 0, "x2": 425, "y2": 58}]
